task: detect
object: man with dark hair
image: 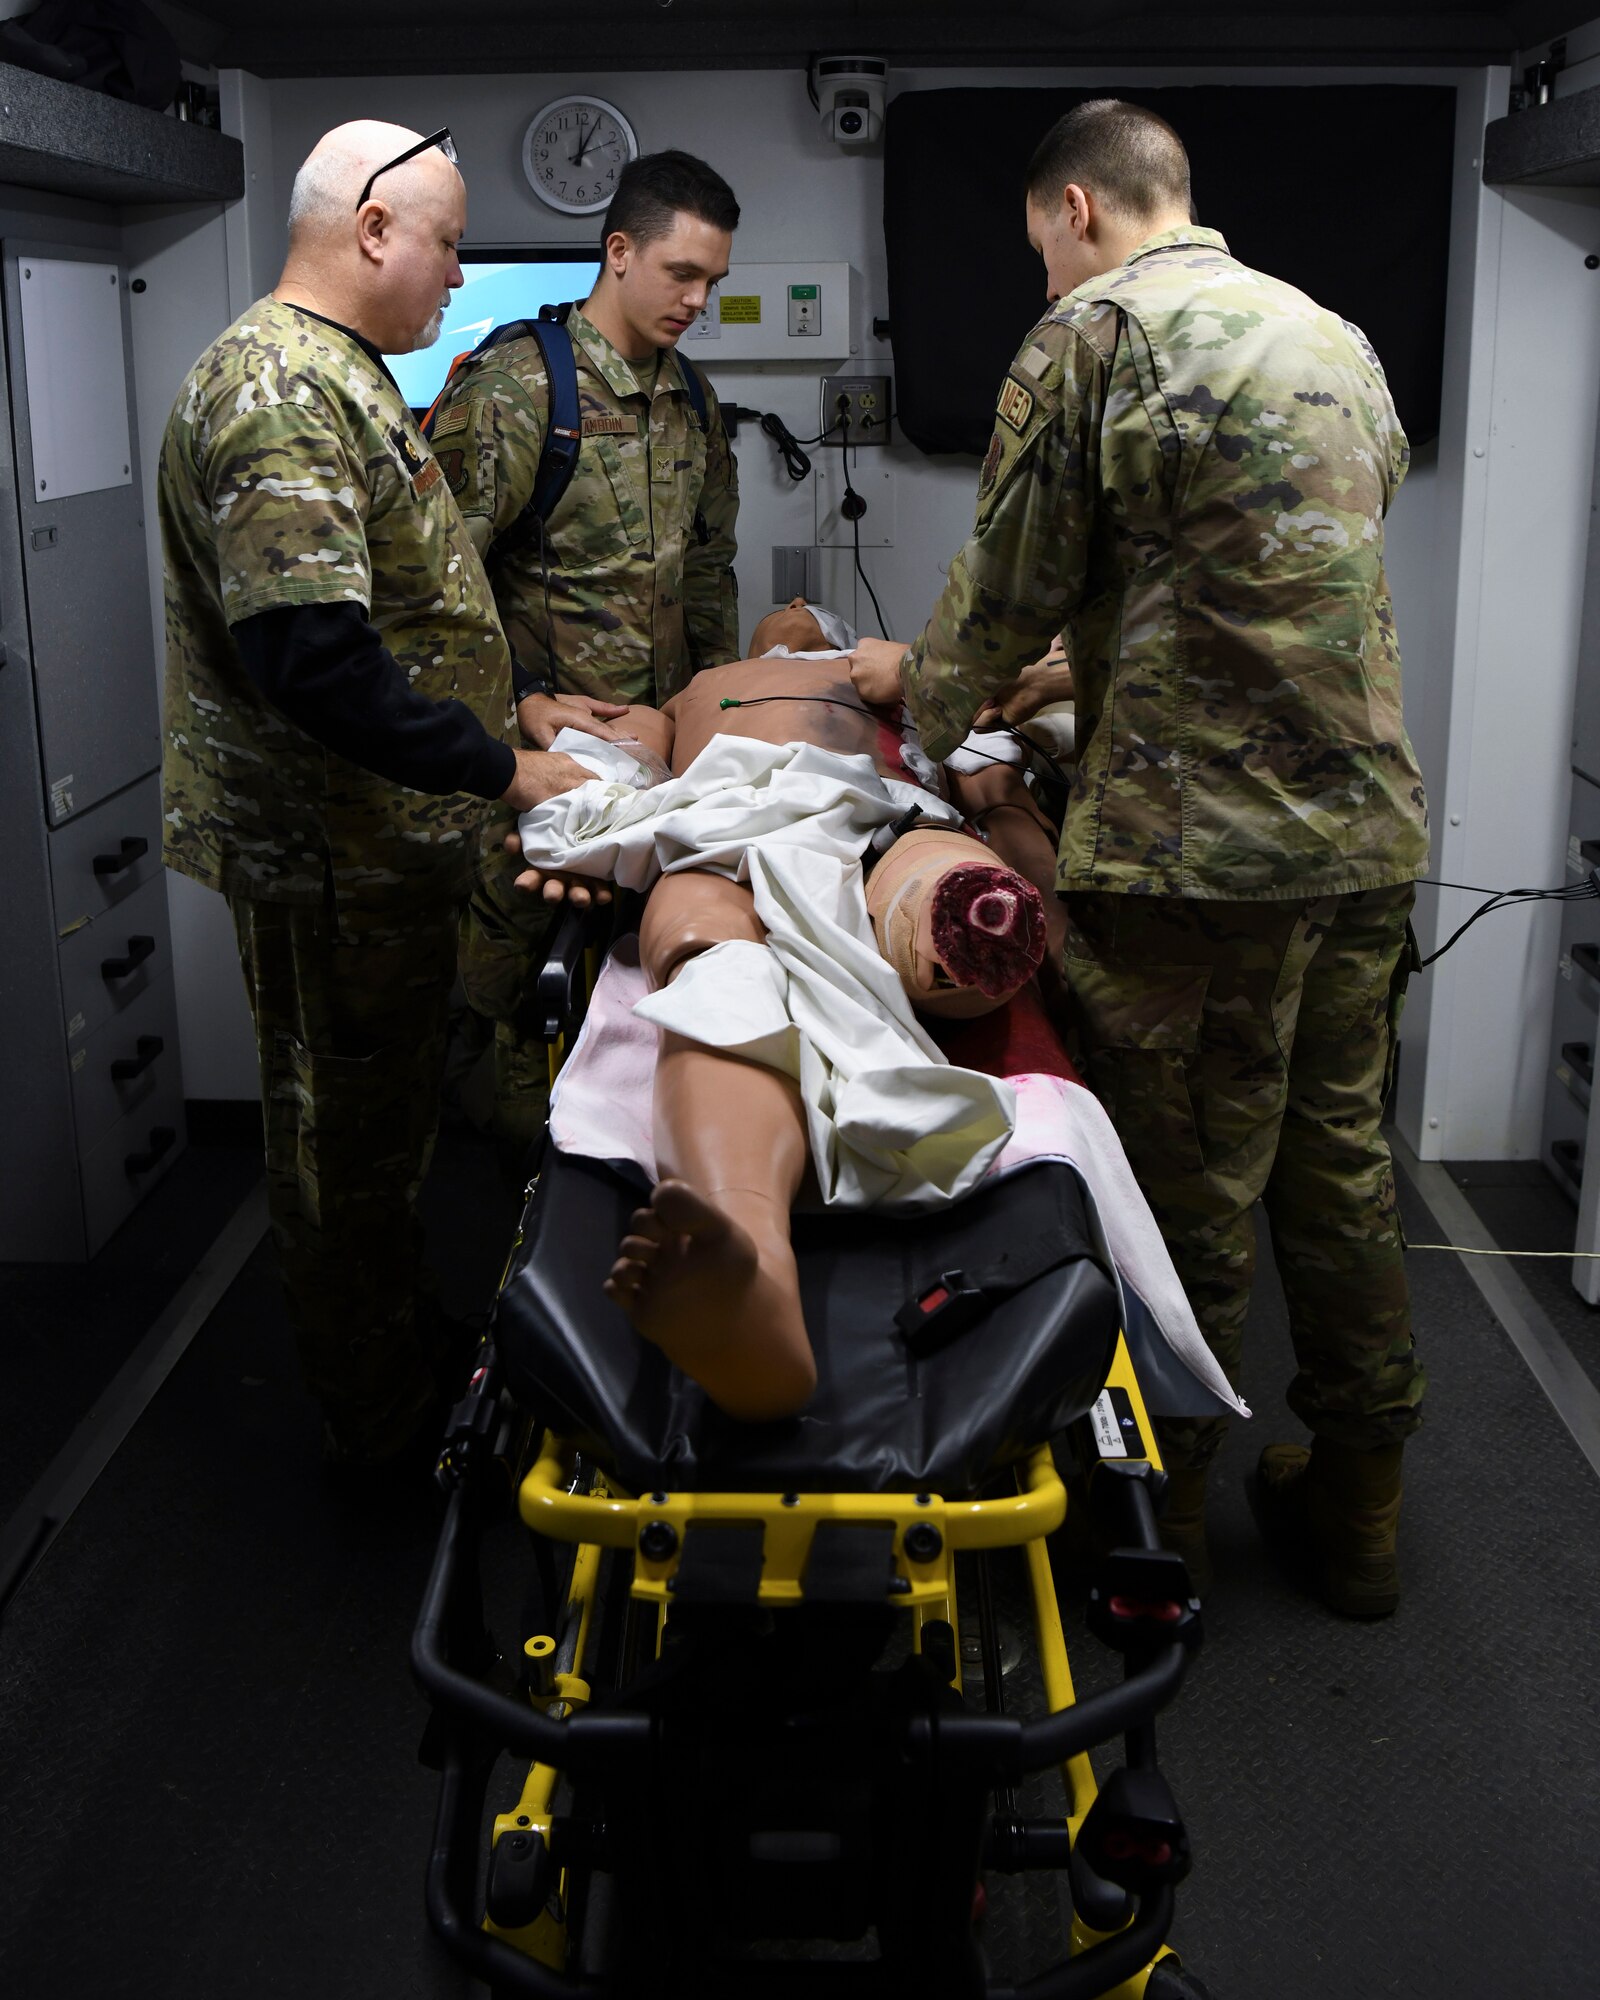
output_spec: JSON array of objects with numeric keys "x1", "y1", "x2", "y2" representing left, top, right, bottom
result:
[
  {"x1": 851, "y1": 97, "x2": 1429, "y2": 1617},
  {"x1": 431, "y1": 148, "x2": 742, "y2": 1160}
]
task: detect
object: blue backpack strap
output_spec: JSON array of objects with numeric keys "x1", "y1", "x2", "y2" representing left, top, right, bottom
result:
[
  {"x1": 675, "y1": 349, "x2": 709, "y2": 432},
  {"x1": 481, "y1": 305, "x2": 583, "y2": 571}
]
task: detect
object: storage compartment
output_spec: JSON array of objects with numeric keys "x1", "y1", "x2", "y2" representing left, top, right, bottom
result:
[
  {"x1": 69, "y1": 972, "x2": 180, "y2": 1156},
  {"x1": 47, "y1": 772, "x2": 163, "y2": 931},
  {"x1": 57, "y1": 870, "x2": 171, "y2": 1047},
  {"x1": 78, "y1": 1068, "x2": 185, "y2": 1255}
]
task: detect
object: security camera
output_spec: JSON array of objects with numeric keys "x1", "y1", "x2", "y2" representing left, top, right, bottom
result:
[{"x1": 812, "y1": 55, "x2": 886, "y2": 148}]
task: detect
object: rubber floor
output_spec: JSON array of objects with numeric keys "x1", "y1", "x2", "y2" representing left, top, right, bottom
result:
[{"x1": 1, "y1": 1139, "x2": 1596, "y2": 1998}]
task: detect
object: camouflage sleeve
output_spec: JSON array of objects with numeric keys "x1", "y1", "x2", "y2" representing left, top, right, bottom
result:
[
  {"x1": 682, "y1": 368, "x2": 741, "y2": 670},
  {"x1": 904, "y1": 321, "x2": 1101, "y2": 764},
  {"x1": 429, "y1": 355, "x2": 546, "y2": 563},
  {"x1": 203, "y1": 398, "x2": 374, "y2": 623}
]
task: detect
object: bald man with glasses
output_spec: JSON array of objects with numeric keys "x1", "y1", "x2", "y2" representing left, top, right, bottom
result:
[{"x1": 159, "y1": 121, "x2": 588, "y2": 1470}]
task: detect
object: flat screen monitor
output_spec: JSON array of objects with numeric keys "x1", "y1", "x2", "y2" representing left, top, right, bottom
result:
[{"x1": 386, "y1": 248, "x2": 600, "y2": 412}]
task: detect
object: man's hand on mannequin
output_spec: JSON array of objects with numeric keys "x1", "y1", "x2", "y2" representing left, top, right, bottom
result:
[
  {"x1": 499, "y1": 747, "x2": 592, "y2": 813},
  {"x1": 848, "y1": 637, "x2": 912, "y2": 708},
  {"x1": 974, "y1": 642, "x2": 1075, "y2": 729},
  {"x1": 517, "y1": 690, "x2": 631, "y2": 749}
]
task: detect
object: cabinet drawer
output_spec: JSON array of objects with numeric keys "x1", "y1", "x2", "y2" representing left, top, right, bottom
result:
[
  {"x1": 58, "y1": 870, "x2": 170, "y2": 1047},
  {"x1": 79, "y1": 1070, "x2": 185, "y2": 1256},
  {"x1": 47, "y1": 771, "x2": 163, "y2": 932},
  {"x1": 69, "y1": 972, "x2": 180, "y2": 1155}
]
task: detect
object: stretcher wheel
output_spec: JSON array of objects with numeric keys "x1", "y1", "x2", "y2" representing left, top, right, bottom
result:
[{"x1": 1145, "y1": 1960, "x2": 1215, "y2": 1999}]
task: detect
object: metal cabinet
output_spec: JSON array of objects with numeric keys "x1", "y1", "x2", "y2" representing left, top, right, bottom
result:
[{"x1": 0, "y1": 234, "x2": 182, "y2": 1261}]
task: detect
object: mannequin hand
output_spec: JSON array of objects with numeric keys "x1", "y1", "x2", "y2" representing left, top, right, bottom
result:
[
  {"x1": 498, "y1": 747, "x2": 592, "y2": 812},
  {"x1": 517, "y1": 691, "x2": 631, "y2": 749},
  {"x1": 848, "y1": 637, "x2": 912, "y2": 707},
  {"x1": 502, "y1": 829, "x2": 613, "y2": 908}
]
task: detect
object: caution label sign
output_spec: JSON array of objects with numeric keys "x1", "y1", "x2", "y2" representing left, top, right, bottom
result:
[{"x1": 719, "y1": 294, "x2": 761, "y2": 325}]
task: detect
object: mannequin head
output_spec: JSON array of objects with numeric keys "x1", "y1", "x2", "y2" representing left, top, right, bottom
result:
[
  {"x1": 866, "y1": 827, "x2": 1047, "y2": 1018},
  {"x1": 749, "y1": 597, "x2": 828, "y2": 655}
]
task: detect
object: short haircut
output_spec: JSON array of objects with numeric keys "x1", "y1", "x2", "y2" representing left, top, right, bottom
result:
[
  {"x1": 600, "y1": 149, "x2": 739, "y2": 250},
  {"x1": 1025, "y1": 99, "x2": 1192, "y2": 222}
]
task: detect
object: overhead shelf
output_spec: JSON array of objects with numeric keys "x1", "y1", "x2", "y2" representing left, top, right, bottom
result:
[
  {"x1": 1483, "y1": 83, "x2": 1600, "y2": 187},
  {"x1": 0, "y1": 61, "x2": 242, "y2": 206}
]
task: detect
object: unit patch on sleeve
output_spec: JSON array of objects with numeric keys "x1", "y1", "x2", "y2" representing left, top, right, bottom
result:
[
  {"x1": 979, "y1": 431, "x2": 1004, "y2": 494},
  {"x1": 434, "y1": 446, "x2": 467, "y2": 495},
  {"x1": 996, "y1": 376, "x2": 1035, "y2": 435}
]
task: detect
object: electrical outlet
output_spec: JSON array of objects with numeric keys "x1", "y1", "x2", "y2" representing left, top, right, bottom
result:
[{"x1": 821, "y1": 374, "x2": 892, "y2": 446}]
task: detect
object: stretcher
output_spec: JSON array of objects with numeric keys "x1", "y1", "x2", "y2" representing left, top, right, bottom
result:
[{"x1": 413, "y1": 904, "x2": 1214, "y2": 2000}]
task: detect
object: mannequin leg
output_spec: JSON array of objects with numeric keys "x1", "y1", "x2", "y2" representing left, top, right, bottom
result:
[
  {"x1": 946, "y1": 762, "x2": 1068, "y2": 982},
  {"x1": 605, "y1": 871, "x2": 817, "y2": 1419}
]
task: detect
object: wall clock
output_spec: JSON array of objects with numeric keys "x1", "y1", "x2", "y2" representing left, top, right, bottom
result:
[{"x1": 522, "y1": 94, "x2": 639, "y2": 215}]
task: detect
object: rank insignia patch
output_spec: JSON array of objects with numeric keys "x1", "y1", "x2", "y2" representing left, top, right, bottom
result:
[{"x1": 997, "y1": 376, "x2": 1035, "y2": 434}]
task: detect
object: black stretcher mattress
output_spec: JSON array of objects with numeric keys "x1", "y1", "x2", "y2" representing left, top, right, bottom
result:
[{"x1": 496, "y1": 1149, "x2": 1121, "y2": 1497}]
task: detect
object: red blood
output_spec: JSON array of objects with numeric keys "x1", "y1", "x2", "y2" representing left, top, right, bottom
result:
[{"x1": 930, "y1": 863, "x2": 1046, "y2": 998}]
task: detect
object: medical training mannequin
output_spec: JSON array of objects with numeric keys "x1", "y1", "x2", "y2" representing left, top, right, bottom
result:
[{"x1": 515, "y1": 622, "x2": 1057, "y2": 1421}]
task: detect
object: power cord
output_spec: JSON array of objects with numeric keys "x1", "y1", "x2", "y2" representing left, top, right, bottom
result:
[
  {"x1": 1414, "y1": 870, "x2": 1600, "y2": 968},
  {"x1": 837, "y1": 408, "x2": 891, "y2": 639}
]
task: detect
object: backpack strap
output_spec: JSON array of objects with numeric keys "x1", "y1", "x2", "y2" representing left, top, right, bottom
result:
[{"x1": 675, "y1": 349, "x2": 710, "y2": 433}]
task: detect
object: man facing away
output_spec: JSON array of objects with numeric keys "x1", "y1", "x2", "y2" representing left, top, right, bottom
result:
[
  {"x1": 851, "y1": 100, "x2": 1430, "y2": 1615},
  {"x1": 159, "y1": 120, "x2": 586, "y2": 1467},
  {"x1": 430, "y1": 149, "x2": 743, "y2": 1164}
]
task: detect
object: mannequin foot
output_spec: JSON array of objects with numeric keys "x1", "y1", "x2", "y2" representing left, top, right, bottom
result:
[{"x1": 604, "y1": 1180, "x2": 816, "y2": 1419}]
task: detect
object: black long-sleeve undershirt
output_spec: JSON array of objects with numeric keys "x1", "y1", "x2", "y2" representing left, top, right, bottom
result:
[{"x1": 233, "y1": 600, "x2": 517, "y2": 800}]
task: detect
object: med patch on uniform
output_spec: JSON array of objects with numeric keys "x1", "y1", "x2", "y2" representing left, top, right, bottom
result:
[{"x1": 997, "y1": 375, "x2": 1035, "y2": 435}]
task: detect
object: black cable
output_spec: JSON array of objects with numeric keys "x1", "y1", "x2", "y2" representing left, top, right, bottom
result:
[
  {"x1": 838, "y1": 410, "x2": 891, "y2": 639},
  {"x1": 1412, "y1": 870, "x2": 1600, "y2": 970}
]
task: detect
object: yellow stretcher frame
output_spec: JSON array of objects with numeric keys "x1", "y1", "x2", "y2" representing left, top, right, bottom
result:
[{"x1": 482, "y1": 1332, "x2": 1186, "y2": 1997}]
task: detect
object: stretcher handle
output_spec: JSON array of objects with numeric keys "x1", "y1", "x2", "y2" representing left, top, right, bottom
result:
[
  {"x1": 426, "y1": 1736, "x2": 607, "y2": 1998},
  {"x1": 411, "y1": 1483, "x2": 650, "y2": 1774},
  {"x1": 536, "y1": 902, "x2": 597, "y2": 1041},
  {"x1": 985, "y1": 1883, "x2": 1175, "y2": 2000},
  {"x1": 910, "y1": 1639, "x2": 1186, "y2": 1786}
]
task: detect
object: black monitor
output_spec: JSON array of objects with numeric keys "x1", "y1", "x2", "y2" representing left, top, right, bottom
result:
[{"x1": 386, "y1": 245, "x2": 600, "y2": 412}]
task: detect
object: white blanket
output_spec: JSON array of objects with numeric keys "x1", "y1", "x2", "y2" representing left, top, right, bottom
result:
[
  {"x1": 518, "y1": 733, "x2": 1014, "y2": 1209},
  {"x1": 549, "y1": 944, "x2": 1247, "y2": 1421}
]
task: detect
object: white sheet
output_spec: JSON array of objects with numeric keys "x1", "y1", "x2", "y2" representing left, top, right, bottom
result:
[
  {"x1": 550, "y1": 944, "x2": 1247, "y2": 1420},
  {"x1": 518, "y1": 733, "x2": 1014, "y2": 1209}
]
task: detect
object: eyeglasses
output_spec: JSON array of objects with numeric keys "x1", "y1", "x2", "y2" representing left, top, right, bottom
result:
[{"x1": 356, "y1": 128, "x2": 458, "y2": 209}]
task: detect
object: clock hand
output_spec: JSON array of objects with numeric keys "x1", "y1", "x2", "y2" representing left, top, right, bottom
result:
[{"x1": 574, "y1": 118, "x2": 600, "y2": 166}]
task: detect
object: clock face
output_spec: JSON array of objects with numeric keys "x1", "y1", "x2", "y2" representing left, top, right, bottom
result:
[{"x1": 523, "y1": 96, "x2": 638, "y2": 215}]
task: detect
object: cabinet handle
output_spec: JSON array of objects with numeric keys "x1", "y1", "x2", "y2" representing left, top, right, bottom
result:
[
  {"x1": 101, "y1": 935, "x2": 155, "y2": 980},
  {"x1": 93, "y1": 836, "x2": 149, "y2": 877},
  {"x1": 110, "y1": 1034, "x2": 165, "y2": 1082},
  {"x1": 125, "y1": 1126, "x2": 176, "y2": 1176}
]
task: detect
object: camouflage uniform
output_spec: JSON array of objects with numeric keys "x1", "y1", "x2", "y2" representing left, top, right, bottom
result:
[
  {"x1": 430, "y1": 305, "x2": 740, "y2": 1154},
  {"x1": 160, "y1": 297, "x2": 515, "y2": 1461},
  {"x1": 901, "y1": 227, "x2": 1430, "y2": 1465}
]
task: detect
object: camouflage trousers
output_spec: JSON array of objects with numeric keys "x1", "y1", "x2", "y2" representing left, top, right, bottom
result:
[
  {"x1": 458, "y1": 821, "x2": 558, "y2": 1164},
  {"x1": 229, "y1": 892, "x2": 460, "y2": 1463},
  {"x1": 1063, "y1": 883, "x2": 1425, "y2": 1471}
]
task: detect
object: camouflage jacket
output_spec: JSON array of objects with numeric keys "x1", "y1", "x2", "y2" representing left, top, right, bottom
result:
[
  {"x1": 158, "y1": 297, "x2": 514, "y2": 907},
  {"x1": 904, "y1": 226, "x2": 1430, "y2": 900},
  {"x1": 430, "y1": 304, "x2": 739, "y2": 707}
]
